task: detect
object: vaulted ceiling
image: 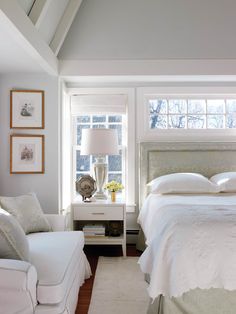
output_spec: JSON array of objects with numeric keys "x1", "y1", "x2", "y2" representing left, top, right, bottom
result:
[
  {"x1": 1, "y1": 0, "x2": 236, "y2": 80},
  {"x1": 0, "y1": 0, "x2": 83, "y2": 74}
]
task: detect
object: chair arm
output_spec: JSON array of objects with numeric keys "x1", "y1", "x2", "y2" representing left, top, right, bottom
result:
[
  {"x1": 0, "y1": 259, "x2": 37, "y2": 313},
  {"x1": 44, "y1": 214, "x2": 69, "y2": 231}
]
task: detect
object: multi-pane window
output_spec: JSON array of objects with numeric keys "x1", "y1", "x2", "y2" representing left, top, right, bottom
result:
[
  {"x1": 148, "y1": 98, "x2": 236, "y2": 129},
  {"x1": 74, "y1": 114, "x2": 125, "y2": 187}
]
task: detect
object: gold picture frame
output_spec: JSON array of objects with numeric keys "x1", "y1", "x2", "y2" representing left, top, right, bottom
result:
[
  {"x1": 10, "y1": 90, "x2": 44, "y2": 129},
  {"x1": 10, "y1": 134, "x2": 45, "y2": 174}
]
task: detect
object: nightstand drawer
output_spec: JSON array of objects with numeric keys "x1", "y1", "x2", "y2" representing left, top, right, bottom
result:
[{"x1": 73, "y1": 206, "x2": 123, "y2": 220}]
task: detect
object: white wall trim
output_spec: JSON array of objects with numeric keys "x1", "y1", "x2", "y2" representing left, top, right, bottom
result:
[{"x1": 60, "y1": 80, "x2": 73, "y2": 210}]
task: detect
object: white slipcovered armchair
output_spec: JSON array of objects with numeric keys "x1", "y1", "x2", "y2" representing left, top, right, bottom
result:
[{"x1": 0, "y1": 214, "x2": 91, "y2": 314}]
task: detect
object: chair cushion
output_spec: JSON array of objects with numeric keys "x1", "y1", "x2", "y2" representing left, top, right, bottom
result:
[
  {"x1": 27, "y1": 231, "x2": 85, "y2": 304},
  {"x1": 0, "y1": 193, "x2": 51, "y2": 234},
  {"x1": 0, "y1": 208, "x2": 30, "y2": 261}
]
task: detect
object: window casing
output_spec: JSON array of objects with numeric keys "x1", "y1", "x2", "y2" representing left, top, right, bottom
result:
[
  {"x1": 69, "y1": 88, "x2": 135, "y2": 212},
  {"x1": 137, "y1": 87, "x2": 236, "y2": 142}
]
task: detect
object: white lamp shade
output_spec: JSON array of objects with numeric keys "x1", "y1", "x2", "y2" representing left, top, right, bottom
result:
[{"x1": 80, "y1": 128, "x2": 119, "y2": 155}]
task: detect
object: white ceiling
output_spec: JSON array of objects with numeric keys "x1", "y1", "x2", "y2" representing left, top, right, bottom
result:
[
  {"x1": 17, "y1": 0, "x2": 34, "y2": 14},
  {"x1": 0, "y1": 23, "x2": 45, "y2": 73}
]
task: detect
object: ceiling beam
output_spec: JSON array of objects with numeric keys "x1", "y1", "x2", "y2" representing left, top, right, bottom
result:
[
  {"x1": 28, "y1": 0, "x2": 53, "y2": 29},
  {"x1": 50, "y1": 0, "x2": 83, "y2": 56},
  {"x1": 0, "y1": 0, "x2": 58, "y2": 75}
]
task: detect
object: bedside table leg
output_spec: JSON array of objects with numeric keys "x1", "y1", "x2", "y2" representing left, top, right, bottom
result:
[{"x1": 122, "y1": 243, "x2": 126, "y2": 257}]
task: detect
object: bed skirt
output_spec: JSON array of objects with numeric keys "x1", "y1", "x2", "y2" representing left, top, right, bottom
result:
[{"x1": 147, "y1": 288, "x2": 236, "y2": 314}]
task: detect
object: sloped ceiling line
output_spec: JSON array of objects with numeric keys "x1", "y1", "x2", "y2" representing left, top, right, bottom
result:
[
  {"x1": 28, "y1": 0, "x2": 53, "y2": 29},
  {"x1": 50, "y1": 0, "x2": 83, "y2": 56},
  {"x1": 27, "y1": 0, "x2": 37, "y2": 16}
]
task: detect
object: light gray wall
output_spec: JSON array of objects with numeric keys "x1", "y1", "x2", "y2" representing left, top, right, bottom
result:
[
  {"x1": 59, "y1": 0, "x2": 236, "y2": 60},
  {"x1": 0, "y1": 73, "x2": 60, "y2": 213}
]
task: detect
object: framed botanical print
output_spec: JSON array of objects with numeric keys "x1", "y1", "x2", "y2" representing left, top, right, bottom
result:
[
  {"x1": 10, "y1": 134, "x2": 45, "y2": 174},
  {"x1": 10, "y1": 90, "x2": 44, "y2": 129}
]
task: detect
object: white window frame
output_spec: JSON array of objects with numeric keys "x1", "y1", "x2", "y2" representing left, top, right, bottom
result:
[
  {"x1": 137, "y1": 86, "x2": 236, "y2": 142},
  {"x1": 68, "y1": 87, "x2": 136, "y2": 212}
]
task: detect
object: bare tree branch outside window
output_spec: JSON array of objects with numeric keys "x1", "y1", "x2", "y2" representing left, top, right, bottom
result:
[{"x1": 148, "y1": 98, "x2": 236, "y2": 130}]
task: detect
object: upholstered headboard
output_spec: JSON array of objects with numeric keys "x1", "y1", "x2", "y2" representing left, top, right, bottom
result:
[{"x1": 139, "y1": 142, "x2": 236, "y2": 208}]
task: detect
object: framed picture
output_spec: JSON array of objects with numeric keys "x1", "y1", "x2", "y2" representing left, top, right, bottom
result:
[
  {"x1": 10, "y1": 90, "x2": 44, "y2": 129},
  {"x1": 10, "y1": 134, "x2": 44, "y2": 174}
]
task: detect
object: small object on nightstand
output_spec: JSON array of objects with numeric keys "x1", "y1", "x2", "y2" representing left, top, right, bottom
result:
[
  {"x1": 80, "y1": 129, "x2": 119, "y2": 199},
  {"x1": 104, "y1": 181, "x2": 124, "y2": 202},
  {"x1": 109, "y1": 221, "x2": 122, "y2": 237},
  {"x1": 83, "y1": 224, "x2": 106, "y2": 237},
  {"x1": 76, "y1": 175, "x2": 97, "y2": 202}
]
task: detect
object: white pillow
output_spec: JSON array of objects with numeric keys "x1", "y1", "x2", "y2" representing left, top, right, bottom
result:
[
  {"x1": 210, "y1": 172, "x2": 236, "y2": 192},
  {"x1": 0, "y1": 208, "x2": 30, "y2": 261},
  {"x1": 0, "y1": 193, "x2": 51, "y2": 234},
  {"x1": 147, "y1": 173, "x2": 220, "y2": 194}
]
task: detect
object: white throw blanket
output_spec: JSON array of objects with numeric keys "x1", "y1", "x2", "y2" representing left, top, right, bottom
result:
[{"x1": 138, "y1": 194, "x2": 236, "y2": 300}]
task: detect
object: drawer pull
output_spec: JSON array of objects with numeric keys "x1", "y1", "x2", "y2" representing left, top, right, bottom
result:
[{"x1": 92, "y1": 212, "x2": 105, "y2": 215}]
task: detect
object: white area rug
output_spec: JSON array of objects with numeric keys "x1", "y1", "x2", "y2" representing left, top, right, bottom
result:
[{"x1": 88, "y1": 256, "x2": 150, "y2": 314}]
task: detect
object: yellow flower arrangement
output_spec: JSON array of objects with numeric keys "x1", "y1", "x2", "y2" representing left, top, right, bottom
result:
[{"x1": 104, "y1": 180, "x2": 124, "y2": 192}]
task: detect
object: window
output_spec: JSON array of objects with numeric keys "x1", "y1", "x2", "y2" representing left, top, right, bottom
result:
[
  {"x1": 137, "y1": 87, "x2": 236, "y2": 142},
  {"x1": 148, "y1": 98, "x2": 236, "y2": 129},
  {"x1": 68, "y1": 88, "x2": 135, "y2": 212},
  {"x1": 73, "y1": 114, "x2": 125, "y2": 194}
]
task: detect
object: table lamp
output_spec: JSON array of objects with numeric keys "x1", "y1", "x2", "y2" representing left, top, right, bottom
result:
[{"x1": 80, "y1": 128, "x2": 119, "y2": 199}]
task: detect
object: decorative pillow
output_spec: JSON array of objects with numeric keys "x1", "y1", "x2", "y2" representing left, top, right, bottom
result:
[
  {"x1": 0, "y1": 193, "x2": 51, "y2": 234},
  {"x1": 0, "y1": 208, "x2": 30, "y2": 261},
  {"x1": 147, "y1": 172, "x2": 220, "y2": 194},
  {"x1": 210, "y1": 172, "x2": 236, "y2": 192}
]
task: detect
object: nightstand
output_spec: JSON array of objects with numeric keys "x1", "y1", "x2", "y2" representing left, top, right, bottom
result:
[{"x1": 72, "y1": 199, "x2": 126, "y2": 257}]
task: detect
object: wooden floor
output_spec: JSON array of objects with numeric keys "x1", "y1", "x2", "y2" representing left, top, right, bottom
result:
[{"x1": 76, "y1": 244, "x2": 142, "y2": 314}]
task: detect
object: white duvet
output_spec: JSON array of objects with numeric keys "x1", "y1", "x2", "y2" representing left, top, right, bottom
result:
[{"x1": 138, "y1": 194, "x2": 236, "y2": 300}]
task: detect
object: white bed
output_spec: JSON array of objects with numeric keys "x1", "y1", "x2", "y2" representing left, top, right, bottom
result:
[
  {"x1": 139, "y1": 193, "x2": 236, "y2": 299},
  {"x1": 138, "y1": 142, "x2": 236, "y2": 314}
]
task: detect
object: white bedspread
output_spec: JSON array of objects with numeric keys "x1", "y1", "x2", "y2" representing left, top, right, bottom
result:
[{"x1": 138, "y1": 194, "x2": 236, "y2": 299}]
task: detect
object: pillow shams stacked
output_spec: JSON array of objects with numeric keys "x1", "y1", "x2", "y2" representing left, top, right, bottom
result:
[
  {"x1": 0, "y1": 208, "x2": 30, "y2": 261},
  {"x1": 148, "y1": 172, "x2": 220, "y2": 194},
  {"x1": 0, "y1": 193, "x2": 51, "y2": 234}
]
